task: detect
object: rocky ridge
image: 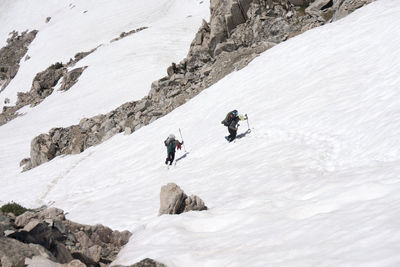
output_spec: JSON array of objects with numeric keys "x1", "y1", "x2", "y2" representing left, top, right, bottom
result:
[
  {"x1": 0, "y1": 30, "x2": 38, "y2": 92},
  {"x1": 0, "y1": 49, "x2": 93, "y2": 126},
  {"x1": 20, "y1": 0, "x2": 375, "y2": 170},
  {"x1": 0, "y1": 206, "x2": 131, "y2": 267},
  {"x1": 110, "y1": 27, "x2": 148, "y2": 43}
]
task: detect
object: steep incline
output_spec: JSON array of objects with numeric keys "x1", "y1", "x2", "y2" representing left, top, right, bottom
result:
[
  {"x1": 0, "y1": 0, "x2": 208, "y2": 175},
  {"x1": 1, "y1": 0, "x2": 400, "y2": 266}
]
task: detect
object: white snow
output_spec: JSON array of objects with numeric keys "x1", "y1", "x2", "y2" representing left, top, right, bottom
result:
[{"x1": 1, "y1": 0, "x2": 400, "y2": 266}]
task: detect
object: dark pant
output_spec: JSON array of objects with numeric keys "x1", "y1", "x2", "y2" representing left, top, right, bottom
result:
[
  {"x1": 165, "y1": 151, "x2": 175, "y2": 165},
  {"x1": 228, "y1": 128, "x2": 237, "y2": 142}
]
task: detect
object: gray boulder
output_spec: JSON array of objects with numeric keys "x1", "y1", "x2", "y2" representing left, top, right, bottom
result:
[
  {"x1": 159, "y1": 183, "x2": 187, "y2": 215},
  {"x1": 0, "y1": 237, "x2": 55, "y2": 267},
  {"x1": 15, "y1": 211, "x2": 36, "y2": 227},
  {"x1": 159, "y1": 183, "x2": 207, "y2": 215},
  {"x1": 184, "y1": 195, "x2": 208, "y2": 212}
]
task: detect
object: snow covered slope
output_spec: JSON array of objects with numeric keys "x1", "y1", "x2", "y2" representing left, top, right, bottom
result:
[
  {"x1": 2, "y1": 0, "x2": 400, "y2": 266},
  {"x1": 0, "y1": 0, "x2": 208, "y2": 179}
]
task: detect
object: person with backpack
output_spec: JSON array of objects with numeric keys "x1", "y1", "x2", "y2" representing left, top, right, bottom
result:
[
  {"x1": 164, "y1": 134, "x2": 184, "y2": 165},
  {"x1": 221, "y1": 110, "x2": 247, "y2": 142}
]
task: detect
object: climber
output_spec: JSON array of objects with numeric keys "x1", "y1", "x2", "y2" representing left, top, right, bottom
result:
[
  {"x1": 164, "y1": 134, "x2": 183, "y2": 165},
  {"x1": 221, "y1": 109, "x2": 247, "y2": 142}
]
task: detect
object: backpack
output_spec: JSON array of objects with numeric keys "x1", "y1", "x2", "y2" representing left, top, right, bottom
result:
[
  {"x1": 164, "y1": 136, "x2": 175, "y2": 146},
  {"x1": 221, "y1": 112, "x2": 234, "y2": 126}
]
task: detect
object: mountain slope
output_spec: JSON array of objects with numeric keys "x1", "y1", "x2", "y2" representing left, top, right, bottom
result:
[{"x1": 1, "y1": 0, "x2": 400, "y2": 266}]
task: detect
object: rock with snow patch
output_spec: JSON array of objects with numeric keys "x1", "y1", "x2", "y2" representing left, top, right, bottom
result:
[
  {"x1": 159, "y1": 183, "x2": 207, "y2": 215},
  {"x1": 0, "y1": 30, "x2": 38, "y2": 92},
  {"x1": 59, "y1": 67, "x2": 87, "y2": 91}
]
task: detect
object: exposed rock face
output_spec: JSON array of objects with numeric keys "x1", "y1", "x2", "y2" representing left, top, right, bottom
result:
[
  {"x1": 0, "y1": 206, "x2": 132, "y2": 267},
  {"x1": 21, "y1": 0, "x2": 375, "y2": 170},
  {"x1": 0, "y1": 237, "x2": 56, "y2": 267},
  {"x1": 60, "y1": 67, "x2": 87, "y2": 91},
  {"x1": 159, "y1": 183, "x2": 207, "y2": 215},
  {"x1": 0, "y1": 30, "x2": 38, "y2": 92},
  {"x1": 0, "y1": 50, "x2": 92, "y2": 127},
  {"x1": 110, "y1": 27, "x2": 148, "y2": 43}
]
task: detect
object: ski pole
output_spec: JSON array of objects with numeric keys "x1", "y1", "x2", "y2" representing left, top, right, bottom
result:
[
  {"x1": 179, "y1": 128, "x2": 187, "y2": 152},
  {"x1": 245, "y1": 114, "x2": 250, "y2": 132}
]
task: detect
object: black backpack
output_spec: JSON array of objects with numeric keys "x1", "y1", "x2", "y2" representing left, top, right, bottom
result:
[{"x1": 221, "y1": 112, "x2": 234, "y2": 126}]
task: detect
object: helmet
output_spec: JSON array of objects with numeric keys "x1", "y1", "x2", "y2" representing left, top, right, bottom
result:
[
  {"x1": 232, "y1": 110, "x2": 238, "y2": 116},
  {"x1": 169, "y1": 134, "x2": 175, "y2": 139}
]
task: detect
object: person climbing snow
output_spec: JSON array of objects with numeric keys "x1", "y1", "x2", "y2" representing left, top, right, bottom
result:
[
  {"x1": 221, "y1": 109, "x2": 247, "y2": 142},
  {"x1": 164, "y1": 134, "x2": 183, "y2": 165}
]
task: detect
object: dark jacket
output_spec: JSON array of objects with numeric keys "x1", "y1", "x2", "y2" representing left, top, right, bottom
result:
[
  {"x1": 228, "y1": 116, "x2": 240, "y2": 131},
  {"x1": 165, "y1": 138, "x2": 182, "y2": 154}
]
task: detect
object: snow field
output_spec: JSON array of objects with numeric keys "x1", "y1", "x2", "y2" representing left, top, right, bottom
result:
[
  {"x1": 1, "y1": 0, "x2": 400, "y2": 266},
  {"x1": 0, "y1": 0, "x2": 209, "y2": 178}
]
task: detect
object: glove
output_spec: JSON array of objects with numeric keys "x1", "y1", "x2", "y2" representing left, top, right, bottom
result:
[{"x1": 177, "y1": 144, "x2": 182, "y2": 150}]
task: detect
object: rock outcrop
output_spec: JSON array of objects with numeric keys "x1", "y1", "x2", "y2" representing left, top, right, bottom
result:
[
  {"x1": 0, "y1": 50, "x2": 93, "y2": 126},
  {"x1": 159, "y1": 183, "x2": 207, "y2": 215},
  {"x1": 0, "y1": 206, "x2": 131, "y2": 267},
  {"x1": 21, "y1": 0, "x2": 375, "y2": 170},
  {"x1": 110, "y1": 27, "x2": 148, "y2": 43},
  {"x1": 0, "y1": 30, "x2": 38, "y2": 92}
]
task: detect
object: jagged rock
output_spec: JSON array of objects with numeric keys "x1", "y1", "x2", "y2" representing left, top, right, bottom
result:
[
  {"x1": 1, "y1": 213, "x2": 16, "y2": 234},
  {"x1": 29, "y1": 62, "x2": 66, "y2": 105},
  {"x1": 27, "y1": 134, "x2": 56, "y2": 170},
  {"x1": 87, "y1": 244, "x2": 102, "y2": 262},
  {"x1": 0, "y1": 30, "x2": 38, "y2": 92},
  {"x1": 40, "y1": 207, "x2": 65, "y2": 221},
  {"x1": 110, "y1": 27, "x2": 148, "y2": 42},
  {"x1": 110, "y1": 230, "x2": 131, "y2": 247},
  {"x1": 75, "y1": 231, "x2": 94, "y2": 249},
  {"x1": 54, "y1": 220, "x2": 67, "y2": 234},
  {"x1": 8, "y1": 222, "x2": 74, "y2": 264},
  {"x1": 2, "y1": 207, "x2": 131, "y2": 266},
  {"x1": 15, "y1": 211, "x2": 36, "y2": 227},
  {"x1": 46, "y1": 17, "x2": 52, "y2": 23},
  {"x1": 159, "y1": 183, "x2": 207, "y2": 215},
  {"x1": 332, "y1": 0, "x2": 375, "y2": 21},
  {"x1": 1, "y1": 46, "x2": 95, "y2": 127},
  {"x1": 184, "y1": 195, "x2": 207, "y2": 212},
  {"x1": 0, "y1": 237, "x2": 55, "y2": 267},
  {"x1": 60, "y1": 67, "x2": 87, "y2": 91},
  {"x1": 23, "y1": 219, "x2": 41, "y2": 232}
]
